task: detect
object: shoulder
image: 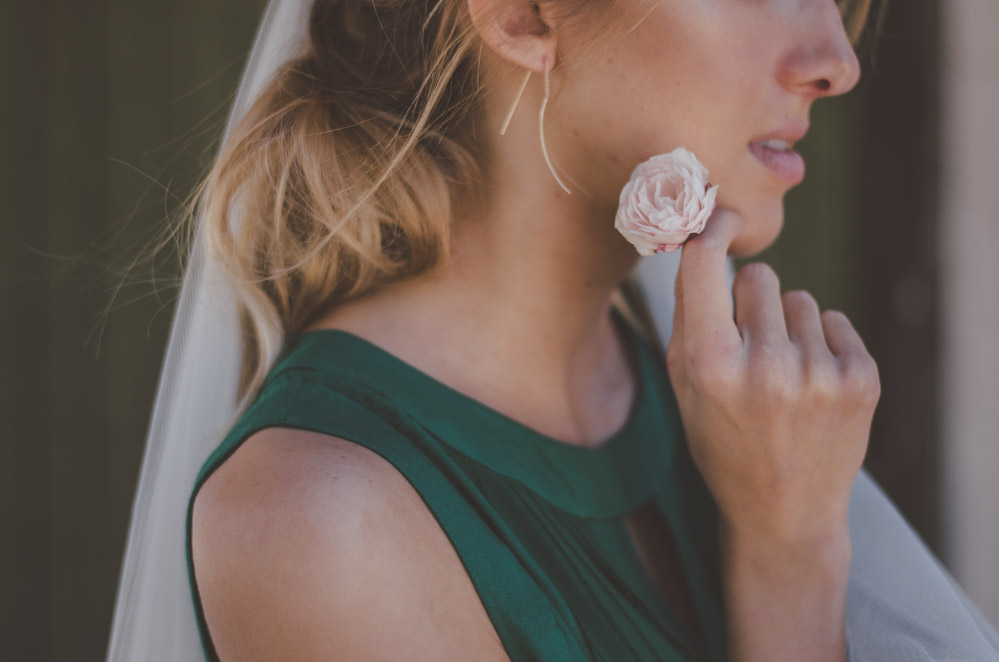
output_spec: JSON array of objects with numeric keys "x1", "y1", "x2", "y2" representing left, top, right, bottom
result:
[{"x1": 191, "y1": 427, "x2": 509, "y2": 661}]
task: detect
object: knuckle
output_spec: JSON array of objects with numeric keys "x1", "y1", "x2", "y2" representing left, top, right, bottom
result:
[
  {"x1": 804, "y1": 358, "x2": 840, "y2": 400},
  {"x1": 760, "y1": 374, "x2": 794, "y2": 402},
  {"x1": 749, "y1": 346, "x2": 798, "y2": 401},
  {"x1": 842, "y1": 355, "x2": 881, "y2": 403}
]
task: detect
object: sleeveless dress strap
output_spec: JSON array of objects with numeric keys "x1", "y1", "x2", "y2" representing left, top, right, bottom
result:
[{"x1": 186, "y1": 370, "x2": 591, "y2": 662}]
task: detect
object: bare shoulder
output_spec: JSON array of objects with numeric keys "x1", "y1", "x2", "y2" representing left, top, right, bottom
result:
[{"x1": 191, "y1": 426, "x2": 509, "y2": 662}]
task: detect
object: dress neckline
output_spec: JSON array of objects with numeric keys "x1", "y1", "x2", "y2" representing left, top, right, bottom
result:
[{"x1": 274, "y1": 312, "x2": 679, "y2": 518}]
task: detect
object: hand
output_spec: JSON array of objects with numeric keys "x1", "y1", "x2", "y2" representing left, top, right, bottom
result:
[{"x1": 666, "y1": 207, "x2": 880, "y2": 545}]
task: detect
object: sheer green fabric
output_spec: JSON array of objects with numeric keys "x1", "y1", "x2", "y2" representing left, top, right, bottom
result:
[{"x1": 185, "y1": 316, "x2": 728, "y2": 661}]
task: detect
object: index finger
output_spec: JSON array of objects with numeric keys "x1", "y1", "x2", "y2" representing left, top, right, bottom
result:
[{"x1": 677, "y1": 207, "x2": 745, "y2": 355}]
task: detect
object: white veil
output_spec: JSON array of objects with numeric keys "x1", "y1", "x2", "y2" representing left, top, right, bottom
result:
[
  {"x1": 106, "y1": 1, "x2": 999, "y2": 660},
  {"x1": 105, "y1": 1, "x2": 312, "y2": 659}
]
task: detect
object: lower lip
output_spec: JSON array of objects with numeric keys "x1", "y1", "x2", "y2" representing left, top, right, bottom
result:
[{"x1": 748, "y1": 142, "x2": 805, "y2": 185}]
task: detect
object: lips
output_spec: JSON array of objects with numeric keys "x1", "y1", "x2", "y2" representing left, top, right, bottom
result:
[
  {"x1": 752, "y1": 119, "x2": 810, "y2": 146},
  {"x1": 749, "y1": 141, "x2": 805, "y2": 185},
  {"x1": 749, "y1": 119, "x2": 809, "y2": 185}
]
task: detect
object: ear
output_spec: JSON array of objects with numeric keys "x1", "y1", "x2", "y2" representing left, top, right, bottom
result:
[{"x1": 466, "y1": 0, "x2": 558, "y2": 73}]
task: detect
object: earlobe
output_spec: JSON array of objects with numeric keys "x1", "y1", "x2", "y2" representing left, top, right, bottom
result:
[{"x1": 466, "y1": 0, "x2": 557, "y2": 73}]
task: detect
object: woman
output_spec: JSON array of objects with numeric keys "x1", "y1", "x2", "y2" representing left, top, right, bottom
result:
[{"x1": 107, "y1": 0, "x2": 999, "y2": 660}]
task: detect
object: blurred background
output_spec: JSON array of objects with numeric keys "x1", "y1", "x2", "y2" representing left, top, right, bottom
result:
[{"x1": 2, "y1": 0, "x2": 997, "y2": 659}]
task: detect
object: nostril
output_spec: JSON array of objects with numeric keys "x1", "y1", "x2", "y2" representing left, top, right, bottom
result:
[{"x1": 816, "y1": 79, "x2": 832, "y2": 92}]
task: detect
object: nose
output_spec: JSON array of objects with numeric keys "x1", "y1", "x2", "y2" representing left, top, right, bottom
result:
[{"x1": 778, "y1": 3, "x2": 862, "y2": 100}]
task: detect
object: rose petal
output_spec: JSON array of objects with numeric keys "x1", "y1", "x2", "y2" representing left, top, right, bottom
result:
[{"x1": 614, "y1": 146, "x2": 719, "y2": 255}]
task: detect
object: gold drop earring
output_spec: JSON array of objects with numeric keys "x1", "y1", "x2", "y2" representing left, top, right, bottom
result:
[{"x1": 498, "y1": 58, "x2": 572, "y2": 195}]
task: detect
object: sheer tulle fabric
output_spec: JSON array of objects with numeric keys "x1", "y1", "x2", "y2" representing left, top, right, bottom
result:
[
  {"x1": 105, "y1": 2, "x2": 311, "y2": 659},
  {"x1": 106, "y1": 1, "x2": 999, "y2": 659}
]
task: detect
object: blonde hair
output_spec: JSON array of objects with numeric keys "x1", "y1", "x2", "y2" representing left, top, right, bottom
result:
[{"x1": 180, "y1": 0, "x2": 879, "y2": 412}]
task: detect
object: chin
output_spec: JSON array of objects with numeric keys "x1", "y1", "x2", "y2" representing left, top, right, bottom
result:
[{"x1": 725, "y1": 198, "x2": 785, "y2": 258}]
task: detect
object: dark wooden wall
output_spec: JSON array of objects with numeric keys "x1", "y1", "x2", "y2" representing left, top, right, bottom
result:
[
  {"x1": 1, "y1": 2, "x2": 266, "y2": 659},
  {"x1": 1, "y1": 0, "x2": 939, "y2": 659}
]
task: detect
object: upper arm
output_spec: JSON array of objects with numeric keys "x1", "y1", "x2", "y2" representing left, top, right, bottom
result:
[{"x1": 191, "y1": 427, "x2": 509, "y2": 662}]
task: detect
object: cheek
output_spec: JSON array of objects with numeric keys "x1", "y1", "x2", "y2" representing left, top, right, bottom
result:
[
  {"x1": 585, "y1": 9, "x2": 732, "y2": 127},
  {"x1": 566, "y1": 2, "x2": 783, "y2": 250},
  {"x1": 607, "y1": 39, "x2": 758, "y2": 172}
]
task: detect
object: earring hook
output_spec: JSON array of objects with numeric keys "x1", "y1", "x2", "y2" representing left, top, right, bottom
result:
[
  {"x1": 499, "y1": 69, "x2": 531, "y2": 136},
  {"x1": 539, "y1": 60, "x2": 572, "y2": 194},
  {"x1": 498, "y1": 59, "x2": 573, "y2": 195}
]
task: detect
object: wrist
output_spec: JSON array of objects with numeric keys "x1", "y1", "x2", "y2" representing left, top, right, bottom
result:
[
  {"x1": 718, "y1": 523, "x2": 852, "y2": 662},
  {"x1": 718, "y1": 518, "x2": 852, "y2": 571}
]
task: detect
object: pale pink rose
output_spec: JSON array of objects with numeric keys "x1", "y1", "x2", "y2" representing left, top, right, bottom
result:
[{"x1": 614, "y1": 146, "x2": 719, "y2": 256}]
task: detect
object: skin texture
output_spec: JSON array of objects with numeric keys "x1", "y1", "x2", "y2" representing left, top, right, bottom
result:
[
  {"x1": 193, "y1": 0, "x2": 873, "y2": 659},
  {"x1": 193, "y1": 429, "x2": 512, "y2": 661},
  {"x1": 471, "y1": 0, "x2": 861, "y2": 261}
]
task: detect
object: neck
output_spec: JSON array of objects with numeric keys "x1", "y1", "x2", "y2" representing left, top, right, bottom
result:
[
  {"x1": 310, "y1": 190, "x2": 640, "y2": 446},
  {"x1": 308, "y1": 108, "x2": 642, "y2": 445}
]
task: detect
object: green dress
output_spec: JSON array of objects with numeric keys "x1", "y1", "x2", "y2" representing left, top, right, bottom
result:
[{"x1": 185, "y1": 314, "x2": 728, "y2": 661}]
